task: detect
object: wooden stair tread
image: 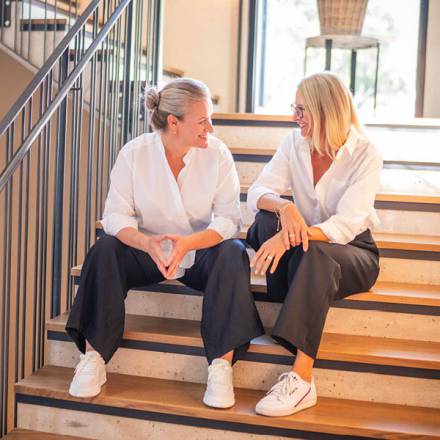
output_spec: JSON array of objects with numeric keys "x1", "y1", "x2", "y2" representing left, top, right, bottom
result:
[
  {"x1": 70, "y1": 264, "x2": 440, "y2": 308},
  {"x1": 239, "y1": 183, "x2": 440, "y2": 205},
  {"x1": 15, "y1": 365, "x2": 440, "y2": 438},
  {"x1": 1, "y1": 430, "x2": 87, "y2": 439},
  {"x1": 213, "y1": 112, "x2": 440, "y2": 128},
  {"x1": 48, "y1": 313, "x2": 440, "y2": 370}
]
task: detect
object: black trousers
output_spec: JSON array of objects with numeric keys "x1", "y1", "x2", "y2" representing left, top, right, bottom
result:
[
  {"x1": 246, "y1": 211, "x2": 380, "y2": 359},
  {"x1": 66, "y1": 235, "x2": 264, "y2": 364}
]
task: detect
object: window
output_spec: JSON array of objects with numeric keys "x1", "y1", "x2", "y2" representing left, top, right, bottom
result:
[{"x1": 254, "y1": 0, "x2": 422, "y2": 118}]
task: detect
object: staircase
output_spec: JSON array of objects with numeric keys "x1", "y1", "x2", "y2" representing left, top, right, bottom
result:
[
  {"x1": 5, "y1": 115, "x2": 439, "y2": 439},
  {"x1": 1, "y1": 2, "x2": 440, "y2": 439}
]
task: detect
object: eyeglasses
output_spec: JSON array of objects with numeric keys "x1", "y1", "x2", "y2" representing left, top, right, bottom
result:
[{"x1": 290, "y1": 103, "x2": 306, "y2": 119}]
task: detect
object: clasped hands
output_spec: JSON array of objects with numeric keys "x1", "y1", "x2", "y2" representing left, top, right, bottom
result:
[
  {"x1": 143, "y1": 234, "x2": 190, "y2": 279},
  {"x1": 250, "y1": 203, "x2": 309, "y2": 276}
]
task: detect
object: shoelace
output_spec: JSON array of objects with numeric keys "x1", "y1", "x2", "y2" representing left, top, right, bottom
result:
[{"x1": 266, "y1": 373, "x2": 299, "y2": 400}]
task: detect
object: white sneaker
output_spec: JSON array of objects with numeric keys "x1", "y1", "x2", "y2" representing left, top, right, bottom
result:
[
  {"x1": 255, "y1": 371, "x2": 317, "y2": 417},
  {"x1": 203, "y1": 358, "x2": 235, "y2": 408},
  {"x1": 69, "y1": 351, "x2": 107, "y2": 398}
]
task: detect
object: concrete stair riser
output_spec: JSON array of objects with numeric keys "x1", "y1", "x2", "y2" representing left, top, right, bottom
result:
[
  {"x1": 46, "y1": 340, "x2": 440, "y2": 408},
  {"x1": 120, "y1": 290, "x2": 440, "y2": 343},
  {"x1": 15, "y1": 404, "x2": 308, "y2": 440}
]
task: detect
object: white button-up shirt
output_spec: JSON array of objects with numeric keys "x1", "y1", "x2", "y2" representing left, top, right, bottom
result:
[
  {"x1": 101, "y1": 132, "x2": 242, "y2": 269},
  {"x1": 247, "y1": 128, "x2": 383, "y2": 244}
]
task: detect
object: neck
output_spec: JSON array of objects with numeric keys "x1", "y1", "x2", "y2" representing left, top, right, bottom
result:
[{"x1": 161, "y1": 131, "x2": 190, "y2": 159}]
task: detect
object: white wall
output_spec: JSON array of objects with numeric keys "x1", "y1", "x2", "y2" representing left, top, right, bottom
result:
[
  {"x1": 424, "y1": 0, "x2": 440, "y2": 117},
  {"x1": 163, "y1": 0, "x2": 240, "y2": 112}
]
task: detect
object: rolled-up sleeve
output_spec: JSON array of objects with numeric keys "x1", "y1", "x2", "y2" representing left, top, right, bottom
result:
[
  {"x1": 247, "y1": 136, "x2": 292, "y2": 214},
  {"x1": 314, "y1": 151, "x2": 383, "y2": 244},
  {"x1": 101, "y1": 150, "x2": 139, "y2": 236},
  {"x1": 207, "y1": 147, "x2": 242, "y2": 239}
]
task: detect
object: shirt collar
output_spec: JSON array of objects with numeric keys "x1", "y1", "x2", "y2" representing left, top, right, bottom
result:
[{"x1": 335, "y1": 127, "x2": 360, "y2": 159}]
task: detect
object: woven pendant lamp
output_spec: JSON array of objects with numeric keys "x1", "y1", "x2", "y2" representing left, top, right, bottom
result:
[{"x1": 317, "y1": 0, "x2": 369, "y2": 35}]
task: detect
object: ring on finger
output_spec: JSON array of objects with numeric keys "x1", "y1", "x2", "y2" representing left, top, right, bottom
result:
[
  {"x1": 288, "y1": 233, "x2": 295, "y2": 237},
  {"x1": 266, "y1": 254, "x2": 274, "y2": 260}
]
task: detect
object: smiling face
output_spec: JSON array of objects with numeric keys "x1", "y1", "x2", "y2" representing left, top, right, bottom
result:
[
  {"x1": 175, "y1": 99, "x2": 214, "y2": 149},
  {"x1": 292, "y1": 90, "x2": 313, "y2": 140}
]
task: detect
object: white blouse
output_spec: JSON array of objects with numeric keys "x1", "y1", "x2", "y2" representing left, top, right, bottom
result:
[
  {"x1": 247, "y1": 128, "x2": 383, "y2": 245},
  {"x1": 101, "y1": 132, "x2": 242, "y2": 270}
]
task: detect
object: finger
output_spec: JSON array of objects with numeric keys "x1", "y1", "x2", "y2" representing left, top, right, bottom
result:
[
  {"x1": 259, "y1": 254, "x2": 275, "y2": 275},
  {"x1": 165, "y1": 234, "x2": 179, "y2": 243},
  {"x1": 250, "y1": 247, "x2": 265, "y2": 267},
  {"x1": 255, "y1": 251, "x2": 272, "y2": 275},
  {"x1": 165, "y1": 247, "x2": 179, "y2": 267},
  {"x1": 166, "y1": 258, "x2": 181, "y2": 277},
  {"x1": 301, "y1": 226, "x2": 309, "y2": 251},
  {"x1": 294, "y1": 225, "x2": 302, "y2": 246},
  {"x1": 281, "y1": 229, "x2": 290, "y2": 249},
  {"x1": 253, "y1": 251, "x2": 269, "y2": 274},
  {"x1": 270, "y1": 253, "x2": 283, "y2": 274},
  {"x1": 152, "y1": 244, "x2": 168, "y2": 266},
  {"x1": 152, "y1": 257, "x2": 168, "y2": 278},
  {"x1": 287, "y1": 226, "x2": 296, "y2": 247}
]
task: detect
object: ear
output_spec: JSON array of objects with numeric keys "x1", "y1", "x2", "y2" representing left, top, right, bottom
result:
[{"x1": 167, "y1": 114, "x2": 179, "y2": 132}]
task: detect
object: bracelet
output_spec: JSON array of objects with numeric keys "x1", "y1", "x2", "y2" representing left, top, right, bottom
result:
[{"x1": 275, "y1": 202, "x2": 293, "y2": 232}]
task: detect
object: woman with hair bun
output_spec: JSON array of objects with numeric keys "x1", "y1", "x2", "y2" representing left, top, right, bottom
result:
[
  {"x1": 246, "y1": 72, "x2": 382, "y2": 417},
  {"x1": 65, "y1": 78, "x2": 264, "y2": 407}
]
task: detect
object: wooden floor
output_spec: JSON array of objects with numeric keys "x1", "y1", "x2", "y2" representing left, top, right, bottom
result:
[{"x1": 15, "y1": 365, "x2": 440, "y2": 439}]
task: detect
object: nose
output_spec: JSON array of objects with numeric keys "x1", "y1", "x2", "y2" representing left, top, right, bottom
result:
[
  {"x1": 291, "y1": 112, "x2": 299, "y2": 122},
  {"x1": 206, "y1": 119, "x2": 214, "y2": 133}
]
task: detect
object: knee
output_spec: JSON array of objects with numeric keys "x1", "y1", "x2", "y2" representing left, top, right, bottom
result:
[
  {"x1": 298, "y1": 241, "x2": 340, "y2": 274},
  {"x1": 254, "y1": 210, "x2": 278, "y2": 231},
  {"x1": 89, "y1": 234, "x2": 124, "y2": 260},
  {"x1": 247, "y1": 210, "x2": 278, "y2": 248},
  {"x1": 216, "y1": 239, "x2": 249, "y2": 268}
]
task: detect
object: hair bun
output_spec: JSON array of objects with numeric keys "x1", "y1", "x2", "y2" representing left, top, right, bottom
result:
[{"x1": 145, "y1": 86, "x2": 160, "y2": 111}]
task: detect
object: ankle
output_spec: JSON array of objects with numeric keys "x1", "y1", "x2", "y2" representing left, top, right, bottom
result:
[{"x1": 292, "y1": 368, "x2": 312, "y2": 383}]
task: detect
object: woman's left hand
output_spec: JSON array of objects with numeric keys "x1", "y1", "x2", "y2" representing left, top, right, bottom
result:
[
  {"x1": 164, "y1": 234, "x2": 191, "y2": 278},
  {"x1": 250, "y1": 231, "x2": 290, "y2": 275}
]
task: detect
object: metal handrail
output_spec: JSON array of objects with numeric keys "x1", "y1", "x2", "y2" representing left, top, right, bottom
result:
[
  {"x1": 0, "y1": 0, "x2": 133, "y2": 192},
  {"x1": 0, "y1": 0, "x2": 100, "y2": 137}
]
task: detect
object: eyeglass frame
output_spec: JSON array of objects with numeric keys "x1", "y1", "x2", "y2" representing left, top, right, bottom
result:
[{"x1": 290, "y1": 103, "x2": 306, "y2": 119}]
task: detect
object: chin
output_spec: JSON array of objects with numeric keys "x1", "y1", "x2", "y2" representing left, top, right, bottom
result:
[{"x1": 196, "y1": 138, "x2": 209, "y2": 148}]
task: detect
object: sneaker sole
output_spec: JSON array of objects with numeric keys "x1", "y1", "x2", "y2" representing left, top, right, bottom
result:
[
  {"x1": 202, "y1": 395, "x2": 235, "y2": 409},
  {"x1": 256, "y1": 397, "x2": 317, "y2": 417},
  {"x1": 69, "y1": 373, "x2": 107, "y2": 398}
]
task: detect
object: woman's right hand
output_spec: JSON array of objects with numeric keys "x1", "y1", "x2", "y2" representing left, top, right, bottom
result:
[
  {"x1": 278, "y1": 203, "x2": 309, "y2": 251},
  {"x1": 250, "y1": 231, "x2": 289, "y2": 275},
  {"x1": 142, "y1": 235, "x2": 169, "y2": 277}
]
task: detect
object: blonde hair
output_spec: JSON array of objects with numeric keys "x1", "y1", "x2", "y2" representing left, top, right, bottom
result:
[
  {"x1": 297, "y1": 72, "x2": 363, "y2": 159},
  {"x1": 145, "y1": 78, "x2": 211, "y2": 131}
]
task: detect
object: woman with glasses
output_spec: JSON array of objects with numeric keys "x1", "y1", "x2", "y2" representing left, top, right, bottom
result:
[
  {"x1": 246, "y1": 72, "x2": 382, "y2": 417},
  {"x1": 66, "y1": 78, "x2": 264, "y2": 407}
]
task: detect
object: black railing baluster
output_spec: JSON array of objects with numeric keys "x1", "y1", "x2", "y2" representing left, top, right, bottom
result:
[
  {"x1": 21, "y1": 97, "x2": 32, "y2": 380},
  {"x1": 51, "y1": 50, "x2": 69, "y2": 319},
  {"x1": 3, "y1": 125, "x2": 13, "y2": 436},
  {"x1": 84, "y1": 11, "x2": 99, "y2": 252}
]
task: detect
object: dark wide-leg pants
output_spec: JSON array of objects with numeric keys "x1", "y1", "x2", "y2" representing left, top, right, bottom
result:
[
  {"x1": 66, "y1": 234, "x2": 264, "y2": 364},
  {"x1": 246, "y1": 211, "x2": 380, "y2": 359}
]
